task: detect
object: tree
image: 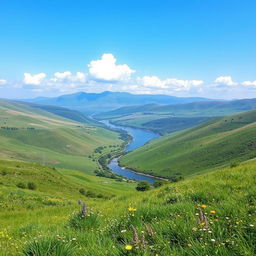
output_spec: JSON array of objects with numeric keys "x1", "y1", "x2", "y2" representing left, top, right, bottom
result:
[
  {"x1": 136, "y1": 181, "x2": 150, "y2": 191},
  {"x1": 153, "y1": 180, "x2": 164, "y2": 188},
  {"x1": 27, "y1": 182, "x2": 37, "y2": 190}
]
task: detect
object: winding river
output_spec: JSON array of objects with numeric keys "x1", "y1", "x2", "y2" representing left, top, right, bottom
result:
[{"x1": 101, "y1": 120, "x2": 160, "y2": 183}]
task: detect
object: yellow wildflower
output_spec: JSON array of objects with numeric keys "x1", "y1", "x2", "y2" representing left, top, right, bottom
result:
[
  {"x1": 125, "y1": 244, "x2": 133, "y2": 250},
  {"x1": 201, "y1": 204, "x2": 207, "y2": 209},
  {"x1": 210, "y1": 210, "x2": 216, "y2": 214},
  {"x1": 128, "y1": 207, "x2": 137, "y2": 212}
]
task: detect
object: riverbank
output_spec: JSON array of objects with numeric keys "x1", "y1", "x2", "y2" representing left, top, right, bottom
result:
[
  {"x1": 99, "y1": 119, "x2": 165, "y2": 183},
  {"x1": 117, "y1": 157, "x2": 170, "y2": 181}
]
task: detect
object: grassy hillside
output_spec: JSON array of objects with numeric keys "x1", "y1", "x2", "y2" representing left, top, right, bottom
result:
[
  {"x1": 1, "y1": 159, "x2": 255, "y2": 255},
  {"x1": 0, "y1": 99, "x2": 123, "y2": 173},
  {"x1": 96, "y1": 98, "x2": 256, "y2": 134},
  {"x1": 27, "y1": 103, "x2": 100, "y2": 126},
  {"x1": 111, "y1": 115, "x2": 215, "y2": 135},
  {"x1": 98, "y1": 98, "x2": 256, "y2": 119},
  {"x1": 120, "y1": 110, "x2": 256, "y2": 178}
]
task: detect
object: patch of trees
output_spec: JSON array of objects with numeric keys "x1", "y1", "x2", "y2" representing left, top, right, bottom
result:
[
  {"x1": 0, "y1": 126, "x2": 36, "y2": 130},
  {"x1": 16, "y1": 182, "x2": 37, "y2": 190},
  {"x1": 94, "y1": 169, "x2": 123, "y2": 181},
  {"x1": 94, "y1": 146, "x2": 105, "y2": 154},
  {"x1": 1, "y1": 126, "x2": 19, "y2": 130},
  {"x1": 79, "y1": 188, "x2": 113, "y2": 199},
  {"x1": 136, "y1": 181, "x2": 151, "y2": 191}
]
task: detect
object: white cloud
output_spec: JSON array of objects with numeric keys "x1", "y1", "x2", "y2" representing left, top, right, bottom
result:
[
  {"x1": 215, "y1": 76, "x2": 237, "y2": 86},
  {"x1": 242, "y1": 80, "x2": 256, "y2": 88},
  {"x1": 54, "y1": 71, "x2": 72, "y2": 80},
  {"x1": 0, "y1": 79, "x2": 7, "y2": 85},
  {"x1": 139, "y1": 76, "x2": 166, "y2": 88},
  {"x1": 23, "y1": 73, "x2": 46, "y2": 85},
  {"x1": 88, "y1": 53, "x2": 135, "y2": 82},
  {"x1": 138, "y1": 76, "x2": 204, "y2": 91},
  {"x1": 51, "y1": 71, "x2": 86, "y2": 83}
]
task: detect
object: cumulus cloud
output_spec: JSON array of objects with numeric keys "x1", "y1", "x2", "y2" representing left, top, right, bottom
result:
[
  {"x1": 138, "y1": 76, "x2": 204, "y2": 91},
  {"x1": 12, "y1": 54, "x2": 255, "y2": 98},
  {"x1": 88, "y1": 53, "x2": 135, "y2": 82},
  {"x1": 23, "y1": 73, "x2": 46, "y2": 85},
  {"x1": 215, "y1": 76, "x2": 237, "y2": 86},
  {"x1": 51, "y1": 71, "x2": 86, "y2": 83},
  {"x1": 54, "y1": 71, "x2": 72, "y2": 80},
  {"x1": 242, "y1": 80, "x2": 256, "y2": 88},
  {"x1": 0, "y1": 79, "x2": 7, "y2": 85}
]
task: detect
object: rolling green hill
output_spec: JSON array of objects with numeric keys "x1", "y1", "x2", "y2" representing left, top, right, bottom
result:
[
  {"x1": 97, "y1": 98, "x2": 256, "y2": 119},
  {"x1": 0, "y1": 99, "x2": 123, "y2": 173},
  {"x1": 120, "y1": 110, "x2": 256, "y2": 178},
  {"x1": 1, "y1": 158, "x2": 255, "y2": 256},
  {"x1": 27, "y1": 103, "x2": 100, "y2": 126},
  {"x1": 96, "y1": 98, "x2": 256, "y2": 134}
]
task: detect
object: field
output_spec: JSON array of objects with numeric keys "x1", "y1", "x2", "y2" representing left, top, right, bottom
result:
[
  {"x1": 0, "y1": 100, "x2": 123, "y2": 173},
  {"x1": 0, "y1": 158, "x2": 255, "y2": 255},
  {"x1": 0, "y1": 99, "x2": 255, "y2": 256},
  {"x1": 120, "y1": 110, "x2": 256, "y2": 178}
]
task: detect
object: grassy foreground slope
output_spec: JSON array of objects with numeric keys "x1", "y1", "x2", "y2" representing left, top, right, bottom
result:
[
  {"x1": 0, "y1": 159, "x2": 136, "y2": 255},
  {"x1": 0, "y1": 100, "x2": 122, "y2": 173},
  {"x1": 1, "y1": 159, "x2": 255, "y2": 255},
  {"x1": 120, "y1": 110, "x2": 256, "y2": 178}
]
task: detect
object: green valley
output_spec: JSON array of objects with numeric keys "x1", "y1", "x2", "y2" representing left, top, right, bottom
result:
[
  {"x1": 96, "y1": 98, "x2": 256, "y2": 134},
  {"x1": 120, "y1": 110, "x2": 256, "y2": 178},
  {"x1": 0, "y1": 100, "x2": 123, "y2": 173}
]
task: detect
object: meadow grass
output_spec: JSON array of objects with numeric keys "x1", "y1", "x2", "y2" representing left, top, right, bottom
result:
[
  {"x1": 0, "y1": 159, "x2": 255, "y2": 255},
  {"x1": 120, "y1": 110, "x2": 256, "y2": 178},
  {"x1": 0, "y1": 99, "x2": 123, "y2": 173}
]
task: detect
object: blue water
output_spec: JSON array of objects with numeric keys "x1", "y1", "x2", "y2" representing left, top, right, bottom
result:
[{"x1": 101, "y1": 120, "x2": 160, "y2": 183}]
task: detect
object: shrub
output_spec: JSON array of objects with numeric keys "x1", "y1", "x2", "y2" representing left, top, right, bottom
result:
[
  {"x1": 27, "y1": 182, "x2": 37, "y2": 190},
  {"x1": 136, "y1": 181, "x2": 151, "y2": 191},
  {"x1": 86, "y1": 191, "x2": 96, "y2": 198},
  {"x1": 1, "y1": 169, "x2": 8, "y2": 176},
  {"x1": 153, "y1": 180, "x2": 164, "y2": 188},
  {"x1": 79, "y1": 188, "x2": 86, "y2": 195},
  {"x1": 23, "y1": 237, "x2": 76, "y2": 256},
  {"x1": 97, "y1": 193, "x2": 104, "y2": 198},
  {"x1": 17, "y1": 182, "x2": 26, "y2": 189},
  {"x1": 230, "y1": 161, "x2": 240, "y2": 168}
]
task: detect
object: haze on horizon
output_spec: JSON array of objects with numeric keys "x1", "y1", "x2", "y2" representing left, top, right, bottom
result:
[{"x1": 0, "y1": 0, "x2": 256, "y2": 100}]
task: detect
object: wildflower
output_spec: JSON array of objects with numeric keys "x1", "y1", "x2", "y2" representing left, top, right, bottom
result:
[
  {"x1": 130, "y1": 225, "x2": 139, "y2": 244},
  {"x1": 128, "y1": 207, "x2": 137, "y2": 212},
  {"x1": 121, "y1": 229, "x2": 127, "y2": 233},
  {"x1": 201, "y1": 204, "x2": 207, "y2": 209},
  {"x1": 211, "y1": 239, "x2": 216, "y2": 242},
  {"x1": 187, "y1": 243, "x2": 192, "y2": 247},
  {"x1": 145, "y1": 224, "x2": 156, "y2": 237},
  {"x1": 125, "y1": 244, "x2": 133, "y2": 250},
  {"x1": 81, "y1": 202, "x2": 87, "y2": 216},
  {"x1": 210, "y1": 210, "x2": 216, "y2": 214}
]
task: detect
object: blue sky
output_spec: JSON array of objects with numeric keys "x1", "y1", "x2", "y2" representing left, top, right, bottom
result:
[{"x1": 0, "y1": 0, "x2": 256, "y2": 99}]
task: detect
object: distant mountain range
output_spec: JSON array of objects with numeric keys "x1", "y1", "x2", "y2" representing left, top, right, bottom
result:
[{"x1": 23, "y1": 91, "x2": 213, "y2": 114}]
